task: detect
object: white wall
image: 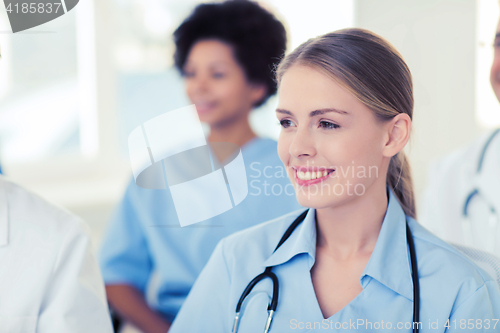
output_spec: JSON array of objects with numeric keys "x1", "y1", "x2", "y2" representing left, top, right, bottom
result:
[
  {"x1": 3, "y1": 0, "x2": 491, "y2": 247},
  {"x1": 355, "y1": 0, "x2": 484, "y2": 210},
  {"x1": 4, "y1": 0, "x2": 130, "y2": 250}
]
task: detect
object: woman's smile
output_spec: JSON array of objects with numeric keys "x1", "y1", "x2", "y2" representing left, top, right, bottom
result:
[
  {"x1": 293, "y1": 166, "x2": 336, "y2": 186},
  {"x1": 192, "y1": 100, "x2": 217, "y2": 115}
]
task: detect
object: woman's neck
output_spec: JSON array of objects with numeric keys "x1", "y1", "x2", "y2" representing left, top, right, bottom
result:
[
  {"x1": 315, "y1": 181, "x2": 388, "y2": 260},
  {"x1": 208, "y1": 115, "x2": 257, "y2": 161},
  {"x1": 208, "y1": 117, "x2": 256, "y2": 146}
]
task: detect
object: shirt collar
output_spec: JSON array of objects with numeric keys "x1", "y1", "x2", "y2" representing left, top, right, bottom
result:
[
  {"x1": 361, "y1": 189, "x2": 414, "y2": 300},
  {"x1": 263, "y1": 208, "x2": 316, "y2": 269},
  {"x1": 263, "y1": 189, "x2": 414, "y2": 301}
]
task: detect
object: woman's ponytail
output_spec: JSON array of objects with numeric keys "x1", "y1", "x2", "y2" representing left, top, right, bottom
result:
[{"x1": 387, "y1": 152, "x2": 416, "y2": 219}]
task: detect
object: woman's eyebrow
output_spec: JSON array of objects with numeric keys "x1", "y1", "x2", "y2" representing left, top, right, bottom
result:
[
  {"x1": 276, "y1": 108, "x2": 293, "y2": 115},
  {"x1": 276, "y1": 108, "x2": 349, "y2": 116},
  {"x1": 209, "y1": 61, "x2": 232, "y2": 68},
  {"x1": 310, "y1": 108, "x2": 349, "y2": 116}
]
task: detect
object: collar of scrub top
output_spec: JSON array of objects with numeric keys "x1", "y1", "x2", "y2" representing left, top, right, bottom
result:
[
  {"x1": 0, "y1": 180, "x2": 9, "y2": 247},
  {"x1": 263, "y1": 188, "x2": 415, "y2": 301},
  {"x1": 209, "y1": 136, "x2": 264, "y2": 169}
]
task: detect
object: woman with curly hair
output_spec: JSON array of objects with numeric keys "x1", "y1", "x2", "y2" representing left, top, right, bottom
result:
[{"x1": 99, "y1": 1, "x2": 300, "y2": 332}]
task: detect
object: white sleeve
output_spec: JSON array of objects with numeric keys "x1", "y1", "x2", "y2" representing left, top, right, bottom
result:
[
  {"x1": 37, "y1": 217, "x2": 113, "y2": 333},
  {"x1": 419, "y1": 146, "x2": 472, "y2": 244}
]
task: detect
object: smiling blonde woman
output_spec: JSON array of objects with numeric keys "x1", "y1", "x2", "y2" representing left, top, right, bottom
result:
[{"x1": 169, "y1": 28, "x2": 500, "y2": 333}]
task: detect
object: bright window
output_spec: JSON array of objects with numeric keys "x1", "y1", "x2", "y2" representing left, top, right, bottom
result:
[{"x1": 0, "y1": 8, "x2": 80, "y2": 163}]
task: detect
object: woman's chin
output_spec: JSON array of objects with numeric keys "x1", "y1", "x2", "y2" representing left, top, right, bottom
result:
[
  {"x1": 197, "y1": 113, "x2": 213, "y2": 124},
  {"x1": 198, "y1": 113, "x2": 229, "y2": 128},
  {"x1": 295, "y1": 191, "x2": 335, "y2": 209},
  {"x1": 294, "y1": 185, "x2": 360, "y2": 210}
]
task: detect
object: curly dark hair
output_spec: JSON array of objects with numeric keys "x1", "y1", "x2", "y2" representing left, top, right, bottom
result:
[{"x1": 173, "y1": 0, "x2": 287, "y2": 107}]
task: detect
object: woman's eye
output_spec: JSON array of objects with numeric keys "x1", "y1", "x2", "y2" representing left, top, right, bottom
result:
[
  {"x1": 183, "y1": 71, "x2": 195, "y2": 78},
  {"x1": 279, "y1": 119, "x2": 295, "y2": 128},
  {"x1": 212, "y1": 72, "x2": 225, "y2": 79},
  {"x1": 319, "y1": 121, "x2": 340, "y2": 129}
]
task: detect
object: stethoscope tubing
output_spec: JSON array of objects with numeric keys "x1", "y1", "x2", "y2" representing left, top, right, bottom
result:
[
  {"x1": 407, "y1": 222, "x2": 420, "y2": 333},
  {"x1": 233, "y1": 209, "x2": 420, "y2": 333},
  {"x1": 462, "y1": 128, "x2": 500, "y2": 252}
]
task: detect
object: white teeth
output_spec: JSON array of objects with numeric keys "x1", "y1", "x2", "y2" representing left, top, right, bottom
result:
[
  {"x1": 296, "y1": 170, "x2": 329, "y2": 180},
  {"x1": 296, "y1": 171, "x2": 310, "y2": 180}
]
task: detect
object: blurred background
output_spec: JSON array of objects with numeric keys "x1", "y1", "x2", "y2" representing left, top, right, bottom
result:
[{"x1": 0, "y1": 0, "x2": 496, "y2": 249}]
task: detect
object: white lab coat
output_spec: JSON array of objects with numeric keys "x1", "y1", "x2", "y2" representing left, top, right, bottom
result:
[
  {"x1": 0, "y1": 176, "x2": 113, "y2": 332},
  {"x1": 420, "y1": 129, "x2": 500, "y2": 255}
]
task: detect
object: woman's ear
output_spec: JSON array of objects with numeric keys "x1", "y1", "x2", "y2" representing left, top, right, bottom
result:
[
  {"x1": 250, "y1": 84, "x2": 267, "y2": 105},
  {"x1": 382, "y1": 113, "x2": 411, "y2": 158}
]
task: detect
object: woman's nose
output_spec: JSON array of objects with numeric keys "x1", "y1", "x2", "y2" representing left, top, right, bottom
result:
[
  {"x1": 190, "y1": 75, "x2": 209, "y2": 94},
  {"x1": 289, "y1": 128, "x2": 316, "y2": 159}
]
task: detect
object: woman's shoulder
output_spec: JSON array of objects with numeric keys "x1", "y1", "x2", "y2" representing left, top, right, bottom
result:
[
  {"x1": 0, "y1": 175, "x2": 83, "y2": 229},
  {"x1": 410, "y1": 218, "x2": 500, "y2": 315},
  {"x1": 220, "y1": 208, "x2": 307, "y2": 260},
  {"x1": 410, "y1": 218, "x2": 498, "y2": 288},
  {"x1": 0, "y1": 175, "x2": 91, "y2": 257}
]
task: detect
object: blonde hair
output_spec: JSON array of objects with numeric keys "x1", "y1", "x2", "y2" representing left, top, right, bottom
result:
[{"x1": 276, "y1": 28, "x2": 416, "y2": 218}]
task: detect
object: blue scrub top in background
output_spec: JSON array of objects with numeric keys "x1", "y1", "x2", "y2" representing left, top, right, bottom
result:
[
  {"x1": 170, "y1": 190, "x2": 500, "y2": 333},
  {"x1": 98, "y1": 137, "x2": 301, "y2": 322}
]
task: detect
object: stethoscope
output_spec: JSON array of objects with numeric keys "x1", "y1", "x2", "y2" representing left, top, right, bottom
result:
[
  {"x1": 462, "y1": 128, "x2": 500, "y2": 252},
  {"x1": 232, "y1": 209, "x2": 420, "y2": 333}
]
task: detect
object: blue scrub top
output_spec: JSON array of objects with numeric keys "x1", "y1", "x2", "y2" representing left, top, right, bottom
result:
[
  {"x1": 170, "y1": 190, "x2": 500, "y2": 332},
  {"x1": 98, "y1": 137, "x2": 301, "y2": 322}
]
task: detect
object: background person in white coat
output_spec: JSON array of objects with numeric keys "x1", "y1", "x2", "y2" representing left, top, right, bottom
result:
[
  {"x1": 420, "y1": 18, "x2": 500, "y2": 254},
  {"x1": 0, "y1": 175, "x2": 113, "y2": 332}
]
